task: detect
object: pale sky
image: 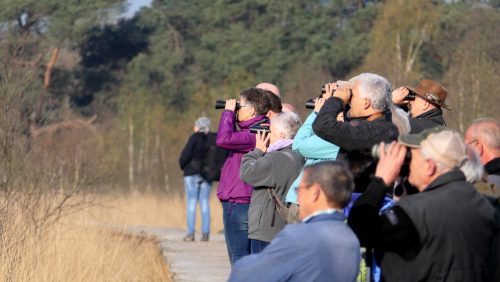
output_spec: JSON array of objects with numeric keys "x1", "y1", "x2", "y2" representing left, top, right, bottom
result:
[{"x1": 124, "y1": 0, "x2": 153, "y2": 18}]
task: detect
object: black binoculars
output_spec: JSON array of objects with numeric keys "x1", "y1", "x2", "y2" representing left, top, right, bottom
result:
[
  {"x1": 403, "y1": 89, "x2": 416, "y2": 101},
  {"x1": 215, "y1": 100, "x2": 240, "y2": 110},
  {"x1": 305, "y1": 98, "x2": 317, "y2": 109},
  {"x1": 249, "y1": 120, "x2": 271, "y2": 134}
]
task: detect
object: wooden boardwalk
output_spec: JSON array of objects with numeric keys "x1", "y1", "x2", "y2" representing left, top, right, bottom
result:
[{"x1": 126, "y1": 226, "x2": 231, "y2": 282}]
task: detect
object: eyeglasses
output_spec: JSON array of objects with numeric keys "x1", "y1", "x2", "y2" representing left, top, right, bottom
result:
[
  {"x1": 239, "y1": 104, "x2": 252, "y2": 108},
  {"x1": 466, "y1": 139, "x2": 479, "y2": 145},
  {"x1": 295, "y1": 183, "x2": 313, "y2": 192}
]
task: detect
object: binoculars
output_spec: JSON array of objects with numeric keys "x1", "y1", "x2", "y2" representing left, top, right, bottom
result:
[
  {"x1": 371, "y1": 143, "x2": 412, "y2": 164},
  {"x1": 249, "y1": 120, "x2": 270, "y2": 135},
  {"x1": 404, "y1": 90, "x2": 416, "y2": 101},
  {"x1": 305, "y1": 81, "x2": 350, "y2": 109},
  {"x1": 215, "y1": 100, "x2": 240, "y2": 110}
]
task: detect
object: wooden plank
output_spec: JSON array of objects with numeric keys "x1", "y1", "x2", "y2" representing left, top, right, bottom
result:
[{"x1": 126, "y1": 226, "x2": 231, "y2": 282}]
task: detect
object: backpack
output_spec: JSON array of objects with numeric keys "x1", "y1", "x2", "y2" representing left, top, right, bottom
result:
[{"x1": 201, "y1": 133, "x2": 228, "y2": 182}]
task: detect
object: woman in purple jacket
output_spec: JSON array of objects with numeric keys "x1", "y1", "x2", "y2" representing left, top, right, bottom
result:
[{"x1": 216, "y1": 88, "x2": 270, "y2": 265}]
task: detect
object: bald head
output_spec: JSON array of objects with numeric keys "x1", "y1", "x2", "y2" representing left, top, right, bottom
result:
[
  {"x1": 256, "y1": 82, "x2": 280, "y2": 97},
  {"x1": 282, "y1": 103, "x2": 297, "y2": 114},
  {"x1": 465, "y1": 118, "x2": 500, "y2": 165}
]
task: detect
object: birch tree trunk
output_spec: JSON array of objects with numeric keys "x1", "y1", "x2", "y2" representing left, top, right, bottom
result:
[{"x1": 128, "y1": 118, "x2": 135, "y2": 192}]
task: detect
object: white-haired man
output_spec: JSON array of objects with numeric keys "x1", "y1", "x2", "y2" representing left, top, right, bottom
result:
[
  {"x1": 348, "y1": 127, "x2": 497, "y2": 281},
  {"x1": 312, "y1": 73, "x2": 399, "y2": 191},
  {"x1": 465, "y1": 118, "x2": 500, "y2": 188}
]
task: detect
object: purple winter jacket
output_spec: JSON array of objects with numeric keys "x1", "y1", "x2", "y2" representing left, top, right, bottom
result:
[{"x1": 216, "y1": 110, "x2": 268, "y2": 203}]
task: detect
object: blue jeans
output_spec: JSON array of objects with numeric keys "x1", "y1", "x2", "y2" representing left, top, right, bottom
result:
[
  {"x1": 250, "y1": 239, "x2": 270, "y2": 254},
  {"x1": 183, "y1": 174, "x2": 211, "y2": 235},
  {"x1": 222, "y1": 201, "x2": 250, "y2": 265}
]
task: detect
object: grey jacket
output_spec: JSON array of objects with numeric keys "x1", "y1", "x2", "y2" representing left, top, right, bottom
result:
[{"x1": 240, "y1": 145, "x2": 304, "y2": 242}]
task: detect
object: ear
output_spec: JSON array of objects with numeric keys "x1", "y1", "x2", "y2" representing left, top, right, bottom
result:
[
  {"x1": 422, "y1": 99, "x2": 431, "y2": 110},
  {"x1": 476, "y1": 141, "x2": 484, "y2": 157},
  {"x1": 279, "y1": 131, "x2": 286, "y2": 139},
  {"x1": 364, "y1": 98, "x2": 371, "y2": 110},
  {"x1": 311, "y1": 184, "x2": 321, "y2": 203},
  {"x1": 249, "y1": 107, "x2": 257, "y2": 117},
  {"x1": 426, "y1": 159, "x2": 437, "y2": 177}
]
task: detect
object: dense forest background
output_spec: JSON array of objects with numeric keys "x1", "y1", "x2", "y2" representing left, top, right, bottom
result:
[{"x1": 0, "y1": 0, "x2": 498, "y2": 194}]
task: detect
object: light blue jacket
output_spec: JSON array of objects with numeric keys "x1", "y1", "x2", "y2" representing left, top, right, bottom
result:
[
  {"x1": 286, "y1": 112, "x2": 340, "y2": 203},
  {"x1": 228, "y1": 212, "x2": 360, "y2": 282}
]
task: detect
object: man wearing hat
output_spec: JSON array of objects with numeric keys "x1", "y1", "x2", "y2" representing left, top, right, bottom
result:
[
  {"x1": 348, "y1": 127, "x2": 497, "y2": 281},
  {"x1": 392, "y1": 79, "x2": 450, "y2": 134}
]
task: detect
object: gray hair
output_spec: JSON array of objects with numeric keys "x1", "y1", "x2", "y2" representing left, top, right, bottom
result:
[
  {"x1": 391, "y1": 104, "x2": 411, "y2": 134},
  {"x1": 270, "y1": 112, "x2": 302, "y2": 139},
  {"x1": 468, "y1": 118, "x2": 500, "y2": 150},
  {"x1": 195, "y1": 117, "x2": 210, "y2": 132},
  {"x1": 349, "y1": 73, "x2": 391, "y2": 111},
  {"x1": 420, "y1": 147, "x2": 449, "y2": 174},
  {"x1": 302, "y1": 161, "x2": 354, "y2": 208},
  {"x1": 460, "y1": 145, "x2": 485, "y2": 183}
]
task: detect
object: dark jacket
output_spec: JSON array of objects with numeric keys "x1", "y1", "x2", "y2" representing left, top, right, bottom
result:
[
  {"x1": 485, "y1": 157, "x2": 500, "y2": 186},
  {"x1": 476, "y1": 157, "x2": 500, "y2": 199},
  {"x1": 483, "y1": 158, "x2": 500, "y2": 282},
  {"x1": 349, "y1": 170, "x2": 497, "y2": 282},
  {"x1": 179, "y1": 131, "x2": 208, "y2": 176},
  {"x1": 409, "y1": 108, "x2": 445, "y2": 134},
  {"x1": 240, "y1": 146, "x2": 304, "y2": 242},
  {"x1": 312, "y1": 97, "x2": 399, "y2": 191}
]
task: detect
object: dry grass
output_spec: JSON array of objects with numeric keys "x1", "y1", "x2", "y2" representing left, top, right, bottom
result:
[
  {"x1": 0, "y1": 209, "x2": 171, "y2": 281},
  {"x1": 90, "y1": 190, "x2": 224, "y2": 234},
  {"x1": 0, "y1": 189, "x2": 225, "y2": 281}
]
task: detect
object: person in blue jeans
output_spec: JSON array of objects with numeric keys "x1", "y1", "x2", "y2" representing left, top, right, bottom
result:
[
  {"x1": 179, "y1": 117, "x2": 212, "y2": 242},
  {"x1": 216, "y1": 88, "x2": 271, "y2": 265}
]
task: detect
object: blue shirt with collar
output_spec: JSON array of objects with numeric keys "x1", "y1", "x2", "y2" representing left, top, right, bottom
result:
[{"x1": 229, "y1": 212, "x2": 360, "y2": 282}]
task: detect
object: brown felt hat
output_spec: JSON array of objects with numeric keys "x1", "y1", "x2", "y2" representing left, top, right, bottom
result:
[{"x1": 409, "y1": 79, "x2": 451, "y2": 110}]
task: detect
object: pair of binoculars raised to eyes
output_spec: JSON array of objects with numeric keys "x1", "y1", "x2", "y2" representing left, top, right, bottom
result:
[
  {"x1": 305, "y1": 82, "x2": 351, "y2": 109},
  {"x1": 249, "y1": 120, "x2": 270, "y2": 134},
  {"x1": 404, "y1": 90, "x2": 416, "y2": 101},
  {"x1": 215, "y1": 100, "x2": 240, "y2": 110},
  {"x1": 371, "y1": 143, "x2": 412, "y2": 164}
]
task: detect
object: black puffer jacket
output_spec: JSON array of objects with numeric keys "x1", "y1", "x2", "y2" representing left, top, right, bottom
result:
[
  {"x1": 179, "y1": 132, "x2": 208, "y2": 176},
  {"x1": 312, "y1": 97, "x2": 399, "y2": 191}
]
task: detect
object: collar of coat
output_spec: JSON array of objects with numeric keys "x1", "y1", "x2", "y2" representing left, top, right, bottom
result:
[
  {"x1": 414, "y1": 107, "x2": 444, "y2": 120},
  {"x1": 485, "y1": 157, "x2": 500, "y2": 175},
  {"x1": 423, "y1": 169, "x2": 466, "y2": 193},
  {"x1": 238, "y1": 115, "x2": 268, "y2": 129},
  {"x1": 303, "y1": 211, "x2": 345, "y2": 224}
]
